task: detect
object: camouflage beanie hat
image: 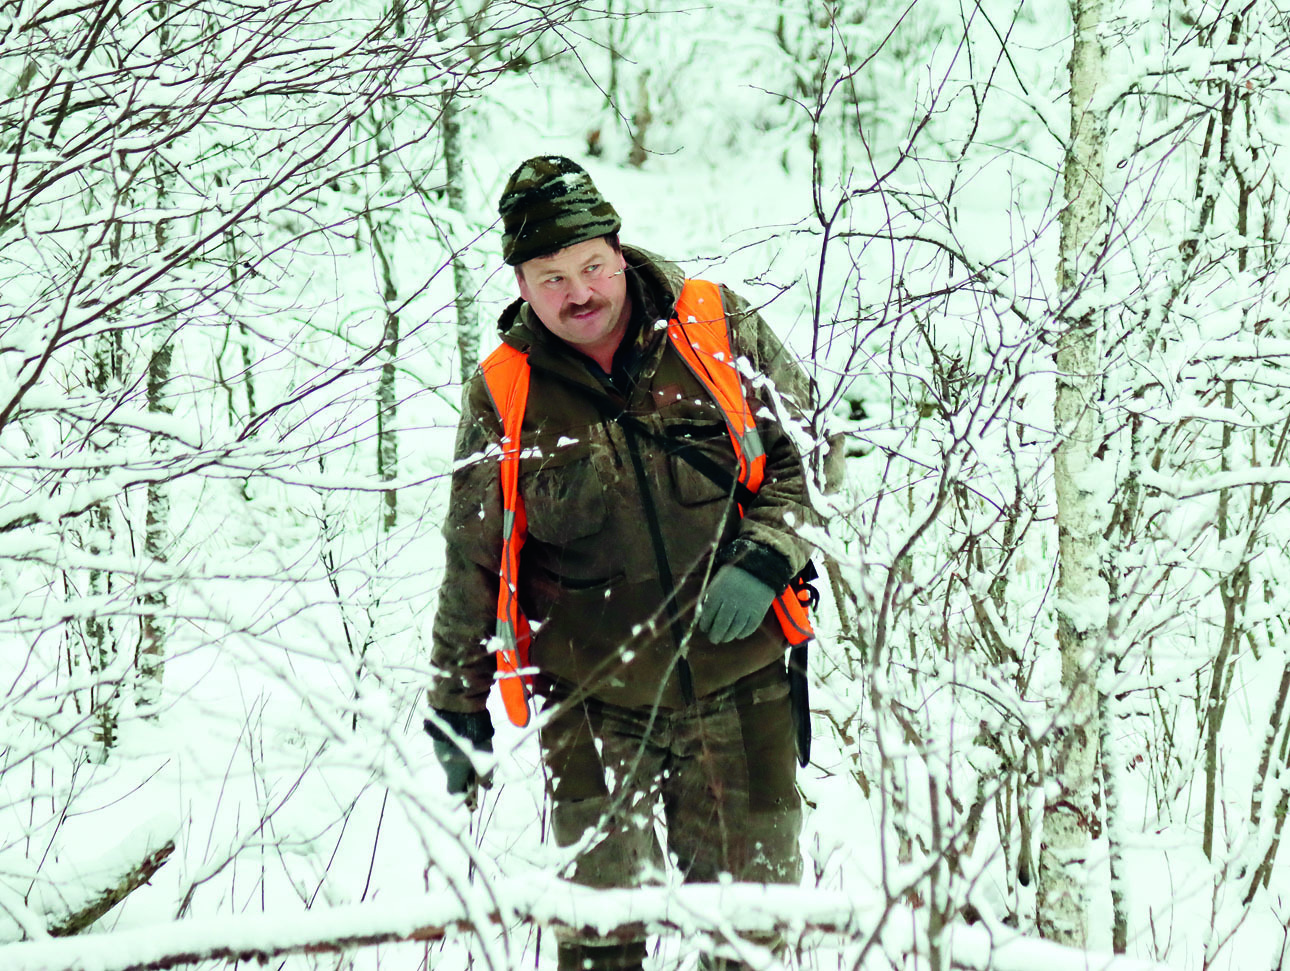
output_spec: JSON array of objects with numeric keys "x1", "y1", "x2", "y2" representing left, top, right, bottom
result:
[{"x1": 498, "y1": 156, "x2": 621, "y2": 266}]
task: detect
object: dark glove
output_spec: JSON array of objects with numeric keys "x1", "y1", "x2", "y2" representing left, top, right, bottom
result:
[
  {"x1": 698, "y1": 565, "x2": 777, "y2": 643},
  {"x1": 424, "y1": 709, "x2": 494, "y2": 807}
]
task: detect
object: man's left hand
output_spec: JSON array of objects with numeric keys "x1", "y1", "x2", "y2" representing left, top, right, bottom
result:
[
  {"x1": 424, "y1": 709, "x2": 494, "y2": 809},
  {"x1": 698, "y1": 565, "x2": 776, "y2": 643}
]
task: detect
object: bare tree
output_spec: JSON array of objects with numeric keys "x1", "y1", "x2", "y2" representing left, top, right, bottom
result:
[
  {"x1": 0, "y1": 0, "x2": 580, "y2": 944},
  {"x1": 5, "y1": 0, "x2": 1290, "y2": 965},
  {"x1": 781, "y1": 0, "x2": 1290, "y2": 963},
  {"x1": 1037, "y1": 0, "x2": 1109, "y2": 947}
]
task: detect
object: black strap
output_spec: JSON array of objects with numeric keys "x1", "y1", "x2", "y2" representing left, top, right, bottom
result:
[
  {"x1": 618, "y1": 415, "x2": 696, "y2": 705},
  {"x1": 617, "y1": 410, "x2": 760, "y2": 509}
]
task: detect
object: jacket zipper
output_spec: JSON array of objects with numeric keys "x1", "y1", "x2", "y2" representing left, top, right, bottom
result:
[{"x1": 617, "y1": 414, "x2": 697, "y2": 706}]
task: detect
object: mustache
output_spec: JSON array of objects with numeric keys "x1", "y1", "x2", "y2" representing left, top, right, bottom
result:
[{"x1": 562, "y1": 296, "x2": 607, "y2": 319}]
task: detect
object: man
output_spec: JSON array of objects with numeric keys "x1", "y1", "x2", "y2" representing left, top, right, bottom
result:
[{"x1": 426, "y1": 155, "x2": 818, "y2": 971}]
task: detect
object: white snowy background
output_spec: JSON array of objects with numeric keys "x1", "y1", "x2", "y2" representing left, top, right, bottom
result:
[{"x1": 3, "y1": 0, "x2": 1290, "y2": 969}]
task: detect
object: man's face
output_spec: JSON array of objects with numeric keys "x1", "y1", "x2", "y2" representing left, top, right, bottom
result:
[{"x1": 517, "y1": 237, "x2": 630, "y2": 362}]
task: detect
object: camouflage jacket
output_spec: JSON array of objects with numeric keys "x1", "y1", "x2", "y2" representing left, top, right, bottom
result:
[{"x1": 428, "y1": 246, "x2": 817, "y2": 714}]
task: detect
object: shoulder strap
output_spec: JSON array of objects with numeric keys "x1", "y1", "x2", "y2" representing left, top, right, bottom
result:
[
  {"x1": 668, "y1": 280, "x2": 766, "y2": 496},
  {"x1": 479, "y1": 344, "x2": 533, "y2": 728},
  {"x1": 669, "y1": 282, "x2": 815, "y2": 653}
]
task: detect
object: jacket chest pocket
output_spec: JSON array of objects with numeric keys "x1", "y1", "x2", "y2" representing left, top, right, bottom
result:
[
  {"x1": 520, "y1": 442, "x2": 607, "y2": 545},
  {"x1": 665, "y1": 420, "x2": 740, "y2": 507}
]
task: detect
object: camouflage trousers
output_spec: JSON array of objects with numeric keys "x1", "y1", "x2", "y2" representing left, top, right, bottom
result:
[{"x1": 539, "y1": 661, "x2": 802, "y2": 971}]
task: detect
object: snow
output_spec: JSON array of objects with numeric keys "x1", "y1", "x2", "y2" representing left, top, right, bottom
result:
[
  {"x1": 5, "y1": 2, "x2": 1290, "y2": 970},
  {"x1": 0, "y1": 878, "x2": 1180, "y2": 971}
]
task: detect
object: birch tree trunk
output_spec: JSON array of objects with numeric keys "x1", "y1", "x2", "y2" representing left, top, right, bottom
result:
[
  {"x1": 1036, "y1": 0, "x2": 1109, "y2": 946},
  {"x1": 87, "y1": 327, "x2": 125, "y2": 763},
  {"x1": 217, "y1": 230, "x2": 258, "y2": 431},
  {"x1": 368, "y1": 101, "x2": 400, "y2": 534},
  {"x1": 139, "y1": 328, "x2": 172, "y2": 714},
  {"x1": 138, "y1": 153, "x2": 173, "y2": 717},
  {"x1": 375, "y1": 255, "x2": 400, "y2": 534},
  {"x1": 442, "y1": 88, "x2": 479, "y2": 383}
]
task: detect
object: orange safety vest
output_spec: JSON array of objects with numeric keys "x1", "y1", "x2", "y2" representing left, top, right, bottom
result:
[{"x1": 479, "y1": 278, "x2": 813, "y2": 727}]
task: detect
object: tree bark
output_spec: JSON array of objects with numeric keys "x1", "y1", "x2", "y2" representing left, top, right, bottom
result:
[
  {"x1": 44, "y1": 842, "x2": 176, "y2": 939},
  {"x1": 87, "y1": 327, "x2": 125, "y2": 763},
  {"x1": 442, "y1": 89, "x2": 479, "y2": 384},
  {"x1": 375, "y1": 288, "x2": 400, "y2": 533},
  {"x1": 367, "y1": 100, "x2": 400, "y2": 534},
  {"x1": 1036, "y1": 0, "x2": 1109, "y2": 948},
  {"x1": 139, "y1": 152, "x2": 173, "y2": 717}
]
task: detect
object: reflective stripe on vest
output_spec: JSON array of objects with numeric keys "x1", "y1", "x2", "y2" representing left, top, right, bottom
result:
[{"x1": 478, "y1": 278, "x2": 813, "y2": 727}]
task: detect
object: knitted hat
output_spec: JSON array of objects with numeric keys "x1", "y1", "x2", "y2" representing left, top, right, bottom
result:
[{"x1": 498, "y1": 156, "x2": 621, "y2": 266}]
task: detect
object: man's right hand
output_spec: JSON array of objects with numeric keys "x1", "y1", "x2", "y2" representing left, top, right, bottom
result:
[
  {"x1": 698, "y1": 564, "x2": 777, "y2": 643},
  {"x1": 424, "y1": 709, "x2": 494, "y2": 807}
]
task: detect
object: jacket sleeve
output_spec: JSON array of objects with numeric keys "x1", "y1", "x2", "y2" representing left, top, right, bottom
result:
[
  {"x1": 717, "y1": 285, "x2": 821, "y2": 586},
  {"x1": 427, "y1": 374, "x2": 505, "y2": 714}
]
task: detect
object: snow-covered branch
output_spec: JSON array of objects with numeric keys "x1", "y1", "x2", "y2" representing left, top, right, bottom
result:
[{"x1": 0, "y1": 879, "x2": 1178, "y2": 971}]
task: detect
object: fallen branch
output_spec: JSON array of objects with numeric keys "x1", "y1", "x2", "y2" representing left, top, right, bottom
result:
[
  {"x1": 2, "y1": 816, "x2": 179, "y2": 945},
  {"x1": 0, "y1": 877, "x2": 1178, "y2": 971},
  {"x1": 47, "y1": 841, "x2": 176, "y2": 938}
]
